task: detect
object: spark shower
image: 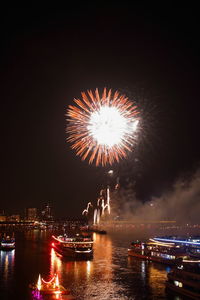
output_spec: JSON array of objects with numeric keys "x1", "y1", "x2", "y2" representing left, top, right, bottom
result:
[{"x1": 66, "y1": 88, "x2": 139, "y2": 166}]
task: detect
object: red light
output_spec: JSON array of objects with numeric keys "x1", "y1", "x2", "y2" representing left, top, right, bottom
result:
[{"x1": 52, "y1": 242, "x2": 55, "y2": 247}]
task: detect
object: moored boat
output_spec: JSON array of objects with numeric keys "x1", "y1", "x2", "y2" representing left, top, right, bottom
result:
[
  {"x1": 154, "y1": 236, "x2": 200, "y2": 259},
  {"x1": 51, "y1": 233, "x2": 93, "y2": 259},
  {"x1": 128, "y1": 238, "x2": 188, "y2": 265},
  {"x1": 166, "y1": 259, "x2": 200, "y2": 299},
  {"x1": 0, "y1": 234, "x2": 15, "y2": 250}
]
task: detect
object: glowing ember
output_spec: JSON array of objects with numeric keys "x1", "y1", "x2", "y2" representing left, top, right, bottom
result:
[{"x1": 66, "y1": 88, "x2": 139, "y2": 166}]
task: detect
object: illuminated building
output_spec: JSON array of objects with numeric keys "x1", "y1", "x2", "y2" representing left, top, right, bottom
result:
[
  {"x1": 0, "y1": 210, "x2": 6, "y2": 222},
  {"x1": 7, "y1": 215, "x2": 20, "y2": 222},
  {"x1": 26, "y1": 208, "x2": 37, "y2": 221},
  {"x1": 41, "y1": 203, "x2": 53, "y2": 221},
  {"x1": 0, "y1": 215, "x2": 6, "y2": 222}
]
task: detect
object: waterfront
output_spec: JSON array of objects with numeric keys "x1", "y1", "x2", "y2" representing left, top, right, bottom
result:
[{"x1": 0, "y1": 229, "x2": 187, "y2": 300}]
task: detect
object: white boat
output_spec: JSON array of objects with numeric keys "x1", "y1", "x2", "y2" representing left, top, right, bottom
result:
[{"x1": 0, "y1": 234, "x2": 15, "y2": 250}]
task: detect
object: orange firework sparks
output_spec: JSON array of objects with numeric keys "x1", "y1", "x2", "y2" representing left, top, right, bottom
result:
[{"x1": 66, "y1": 88, "x2": 139, "y2": 166}]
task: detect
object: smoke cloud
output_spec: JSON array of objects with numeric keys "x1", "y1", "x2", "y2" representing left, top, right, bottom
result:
[{"x1": 112, "y1": 168, "x2": 200, "y2": 223}]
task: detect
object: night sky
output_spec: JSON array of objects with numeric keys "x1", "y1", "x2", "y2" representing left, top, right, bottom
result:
[{"x1": 1, "y1": 4, "x2": 200, "y2": 218}]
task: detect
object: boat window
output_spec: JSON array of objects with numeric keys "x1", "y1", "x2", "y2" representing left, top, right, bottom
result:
[{"x1": 174, "y1": 280, "x2": 183, "y2": 288}]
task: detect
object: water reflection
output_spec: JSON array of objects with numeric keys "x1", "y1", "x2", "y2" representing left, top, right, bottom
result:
[
  {"x1": 141, "y1": 260, "x2": 146, "y2": 280},
  {"x1": 93, "y1": 232, "x2": 113, "y2": 281},
  {"x1": 148, "y1": 263, "x2": 169, "y2": 298},
  {"x1": 86, "y1": 261, "x2": 91, "y2": 279},
  {"x1": 48, "y1": 233, "x2": 115, "y2": 299},
  {"x1": 49, "y1": 232, "x2": 174, "y2": 299},
  {"x1": 48, "y1": 232, "x2": 185, "y2": 299},
  {"x1": 0, "y1": 230, "x2": 181, "y2": 299},
  {"x1": 50, "y1": 248, "x2": 94, "y2": 281},
  {"x1": 128, "y1": 256, "x2": 174, "y2": 299},
  {"x1": 0, "y1": 250, "x2": 15, "y2": 287},
  {"x1": 50, "y1": 248, "x2": 63, "y2": 280},
  {"x1": 70, "y1": 233, "x2": 116, "y2": 300}
]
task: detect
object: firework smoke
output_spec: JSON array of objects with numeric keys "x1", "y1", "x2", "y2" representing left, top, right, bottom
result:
[{"x1": 111, "y1": 168, "x2": 200, "y2": 223}]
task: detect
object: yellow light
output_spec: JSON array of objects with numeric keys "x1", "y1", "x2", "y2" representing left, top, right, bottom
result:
[
  {"x1": 55, "y1": 274, "x2": 59, "y2": 287},
  {"x1": 54, "y1": 290, "x2": 61, "y2": 294},
  {"x1": 86, "y1": 261, "x2": 91, "y2": 277},
  {"x1": 37, "y1": 274, "x2": 42, "y2": 290},
  {"x1": 149, "y1": 239, "x2": 175, "y2": 247}
]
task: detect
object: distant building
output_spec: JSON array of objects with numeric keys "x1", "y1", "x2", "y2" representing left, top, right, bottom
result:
[
  {"x1": 26, "y1": 208, "x2": 37, "y2": 221},
  {"x1": 0, "y1": 215, "x2": 6, "y2": 222},
  {"x1": 0, "y1": 210, "x2": 6, "y2": 222},
  {"x1": 7, "y1": 215, "x2": 20, "y2": 222},
  {"x1": 41, "y1": 204, "x2": 53, "y2": 221}
]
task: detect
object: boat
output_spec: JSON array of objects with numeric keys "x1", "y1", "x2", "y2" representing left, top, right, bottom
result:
[
  {"x1": 51, "y1": 233, "x2": 93, "y2": 259},
  {"x1": 0, "y1": 234, "x2": 15, "y2": 250},
  {"x1": 128, "y1": 238, "x2": 188, "y2": 265},
  {"x1": 153, "y1": 236, "x2": 200, "y2": 259},
  {"x1": 166, "y1": 259, "x2": 200, "y2": 299},
  {"x1": 30, "y1": 273, "x2": 71, "y2": 299}
]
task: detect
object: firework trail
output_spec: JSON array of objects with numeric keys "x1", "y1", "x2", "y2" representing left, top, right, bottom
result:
[
  {"x1": 97, "y1": 198, "x2": 101, "y2": 206},
  {"x1": 93, "y1": 209, "x2": 97, "y2": 224},
  {"x1": 82, "y1": 202, "x2": 93, "y2": 216},
  {"x1": 107, "y1": 186, "x2": 111, "y2": 214},
  {"x1": 66, "y1": 88, "x2": 139, "y2": 166},
  {"x1": 102, "y1": 201, "x2": 109, "y2": 216},
  {"x1": 83, "y1": 182, "x2": 117, "y2": 224},
  {"x1": 101, "y1": 199, "x2": 105, "y2": 215},
  {"x1": 97, "y1": 209, "x2": 100, "y2": 224},
  {"x1": 93, "y1": 208, "x2": 101, "y2": 225},
  {"x1": 100, "y1": 189, "x2": 104, "y2": 196}
]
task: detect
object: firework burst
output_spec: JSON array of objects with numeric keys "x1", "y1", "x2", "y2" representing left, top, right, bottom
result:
[{"x1": 66, "y1": 88, "x2": 139, "y2": 166}]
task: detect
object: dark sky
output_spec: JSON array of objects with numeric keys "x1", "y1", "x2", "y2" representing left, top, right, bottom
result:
[{"x1": 0, "y1": 4, "x2": 200, "y2": 218}]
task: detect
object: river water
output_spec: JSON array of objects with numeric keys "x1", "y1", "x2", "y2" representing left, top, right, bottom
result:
[{"x1": 0, "y1": 229, "x2": 184, "y2": 300}]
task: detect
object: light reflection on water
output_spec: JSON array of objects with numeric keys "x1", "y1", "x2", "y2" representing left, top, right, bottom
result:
[
  {"x1": 48, "y1": 231, "x2": 181, "y2": 300},
  {"x1": 0, "y1": 249, "x2": 15, "y2": 298},
  {"x1": 0, "y1": 230, "x2": 184, "y2": 300}
]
